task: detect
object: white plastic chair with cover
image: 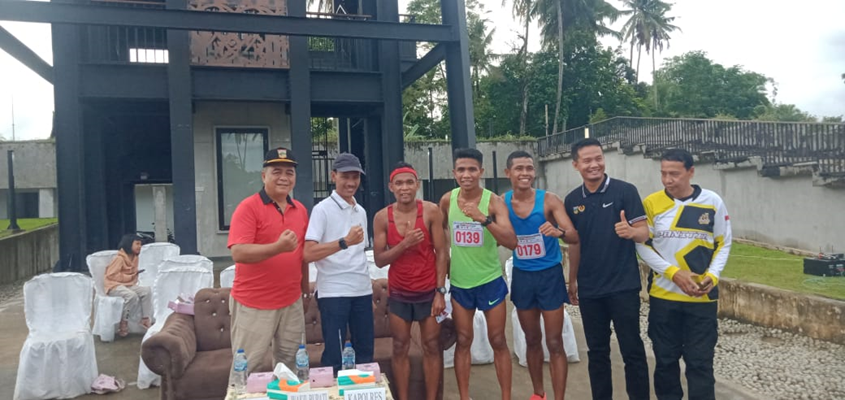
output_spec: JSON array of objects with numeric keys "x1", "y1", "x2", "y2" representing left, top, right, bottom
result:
[
  {"x1": 441, "y1": 278, "x2": 495, "y2": 368},
  {"x1": 220, "y1": 265, "x2": 235, "y2": 288},
  {"x1": 14, "y1": 273, "x2": 99, "y2": 400},
  {"x1": 159, "y1": 254, "x2": 214, "y2": 274},
  {"x1": 366, "y1": 249, "x2": 389, "y2": 280},
  {"x1": 86, "y1": 250, "x2": 145, "y2": 342},
  {"x1": 136, "y1": 266, "x2": 213, "y2": 389},
  {"x1": 504, "y1": 257, "x2": 580, "y2": 364},
  {"x1": 138, "y1": 242, "x2": 180, "y2": 287}
]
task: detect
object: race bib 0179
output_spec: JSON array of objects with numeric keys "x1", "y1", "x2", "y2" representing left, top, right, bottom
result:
[
  {"x1": 453, "y1": 221, "x2": 484, "y2": 247},
  {"x1": 515, "y1": 233, "x2": 546, "y2": 260}
]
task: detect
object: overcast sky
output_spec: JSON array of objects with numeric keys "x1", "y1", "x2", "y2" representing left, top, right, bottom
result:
[{"x1": 1, "y1": 0, "x2": 843, "y2": 141}]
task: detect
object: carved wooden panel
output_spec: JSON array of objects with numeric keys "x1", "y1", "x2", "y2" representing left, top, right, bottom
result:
[{"x1": 189, "y1": 0, "x2": 289, "y2": 68}]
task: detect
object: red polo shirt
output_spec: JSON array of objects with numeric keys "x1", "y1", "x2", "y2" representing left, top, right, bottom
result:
[{"x1": 227, "y1": 188, "x2": 308, "y2": 309}]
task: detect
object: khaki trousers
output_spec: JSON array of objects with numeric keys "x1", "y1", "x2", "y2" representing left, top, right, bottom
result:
[
  {"x1": 229, "y1": 297, "x2": 305, "y2": 377},
  {"x1": 108, "y1": 285, "x2": 152, "y2": 320}
]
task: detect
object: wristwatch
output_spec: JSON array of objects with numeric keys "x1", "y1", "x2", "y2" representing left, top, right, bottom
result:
[
  {"x1": 338, "y1": 238, "x2": 349, "y2": 250},
  {"x1": 480, "y1": 216, "x2": 493, "y2": 227},
  {"x1": 436, "y1": 287, "x2": 448, "y2": 295}
]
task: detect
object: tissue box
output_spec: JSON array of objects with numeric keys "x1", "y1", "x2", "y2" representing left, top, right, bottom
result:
[
  {"x1": 309, "y1": 366, "x2": 334, "y2": 388},
  {"x1": 337, "y1": 369, "x2": 376, "y2": 386},
  {"x1": 246, "y1": 372, "x2": 275, "y2": 393},
  {"x1": 167, "y1": 300, "x2": 194, "y2": 315},
  {"x1": 266, "y1": 379, "x2": 310, "y2": 400},
  {"x1": 355, "y1": 363, "x2": 381, "y2": 383},
  {"x1": 167, "y1": 294, "x2": 195, "y2": 315}
]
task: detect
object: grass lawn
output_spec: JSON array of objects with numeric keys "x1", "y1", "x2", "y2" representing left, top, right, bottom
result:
[
  {"x1": 0, "y1": 218, "x2": 58, "y2": 238},
  {"x1": 724, "y1": 243, "x2": 845, "y2": 300}
]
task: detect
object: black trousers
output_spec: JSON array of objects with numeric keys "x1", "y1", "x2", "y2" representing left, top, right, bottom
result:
[
  {"x1": 579, "y1": 290, "x2": 650, "y2": 400},
  {"x1": 648, "y1": 297, "x2": 718, "y2": 400}
]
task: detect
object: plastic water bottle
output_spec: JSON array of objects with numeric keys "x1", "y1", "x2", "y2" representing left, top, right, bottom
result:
[
  {"x1": 341, "y1": 341, "x2": 356, "y2": 370},
  {"x1": 295, "y1": 345, "x2": 309, "y2": 382},
  {"x1": 232, "y1": 349, "x2": 248, "y2": 396}
]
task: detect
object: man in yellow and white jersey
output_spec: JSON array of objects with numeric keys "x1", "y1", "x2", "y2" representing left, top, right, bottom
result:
[{"x1": 636, "y1": 148, "x2": 732, "y2": 400}]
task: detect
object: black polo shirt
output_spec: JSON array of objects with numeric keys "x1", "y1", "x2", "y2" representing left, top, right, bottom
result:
[{"x1": 565, "y1": 175, "x2": 646, "y2": 299}]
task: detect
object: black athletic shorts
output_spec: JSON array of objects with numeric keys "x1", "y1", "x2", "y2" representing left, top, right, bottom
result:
[{"x1": 389, "y1": 299, "x2": 433, "y2": 322}]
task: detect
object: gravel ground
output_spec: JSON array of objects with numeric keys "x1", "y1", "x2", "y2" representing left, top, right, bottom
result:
[{"x1": 565, "y1": 302, "x2": 845, "y2": 400}]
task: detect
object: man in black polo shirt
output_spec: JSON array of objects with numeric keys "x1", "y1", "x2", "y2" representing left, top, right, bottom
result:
[{"x1": 565, "y1": 138, "x2": 650, "y2": 400}]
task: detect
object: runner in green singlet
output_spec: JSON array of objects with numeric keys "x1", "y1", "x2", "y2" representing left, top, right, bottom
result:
[{"x1": 439, "y1": 148, "x2": 517, "y2": 400}]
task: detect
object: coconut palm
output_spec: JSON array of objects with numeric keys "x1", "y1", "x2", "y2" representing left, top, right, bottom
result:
[
  {"x1": 619, "y1": 0, "x2": 678, "y2": 83},
  {"x1": 503, "y1": 0, "x2": 534, "y2": 135},
  {"x1": 532, "y1": 0, "x2": 621, "y2": 133}
]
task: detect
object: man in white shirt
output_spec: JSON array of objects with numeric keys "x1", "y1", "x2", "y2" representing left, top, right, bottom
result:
[{"x1": 304, "y1": 153, "x2": 372, "y2": 373}]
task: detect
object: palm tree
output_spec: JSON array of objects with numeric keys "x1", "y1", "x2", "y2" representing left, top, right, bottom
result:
[
  {"x1": 503, "y1": 0, "x2": 533, "y2": 135},
  {"x1": 467, "y1": 3, "x2": 496, "y2": 100},
  {"x1": 532, "y1": 0, "x2": 621, "y2": 134},
  {"x1": 619, "y1": 0, "x2": 678, "y2": 83}
]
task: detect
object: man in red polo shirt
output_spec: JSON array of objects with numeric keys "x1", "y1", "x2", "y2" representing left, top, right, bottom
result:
[
  {"x1": 372, "y1": 162, "x2": 448, "y2": 400},
  {"x1": 227, "y1": 147, "x2": 309, "y2": 375}
]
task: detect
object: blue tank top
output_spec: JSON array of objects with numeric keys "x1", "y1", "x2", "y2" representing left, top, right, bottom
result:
[{"x1": 504, "y1": 189, "x2": 563, "y2": 272}]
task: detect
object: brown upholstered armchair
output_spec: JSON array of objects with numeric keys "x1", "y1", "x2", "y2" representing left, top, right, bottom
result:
[
  {"x1": 140, "y1": 288, "x2": 273, "y2": 400},
  {"x1": 143, "y1": 282, "x2": 456, "y2": 400}
]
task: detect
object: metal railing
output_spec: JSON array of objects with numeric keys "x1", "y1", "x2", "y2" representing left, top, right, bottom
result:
[
  {"x1": 308, "y1": 36, "x2": 375, "y2": 71},
  {"x1": 538, "y1": 117, "x2": 845, "y2": 177},
  {"x1": 83, "y1": 0, "x2": 168, "y2": 64}
]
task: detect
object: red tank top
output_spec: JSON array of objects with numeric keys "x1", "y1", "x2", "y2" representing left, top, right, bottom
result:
[{"x1": 387, "y1": 200, "x2": 437, "y2": 301}]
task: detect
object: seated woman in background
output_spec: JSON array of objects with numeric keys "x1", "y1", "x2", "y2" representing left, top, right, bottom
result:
[{"x1": 105, "y1": 234, "x2": 152, "y2": 337}]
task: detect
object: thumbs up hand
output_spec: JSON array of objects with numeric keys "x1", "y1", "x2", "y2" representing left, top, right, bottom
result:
[{"x1": 614, "y1": 210, "x2": 636, "y2": 240}]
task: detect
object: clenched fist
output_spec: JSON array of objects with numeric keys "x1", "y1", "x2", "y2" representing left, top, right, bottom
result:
[
  {"x1": 460, "y1": 202, "x2": 487, "y2": 224},
  {"x1": 277, "y1": 229, "x2": 298, "y2": 253},
  {"x1": 345, "y1": 225, "x2": 365, "y2": 247},
  {"x1": 401, "y1": 221, "x2": 425, "y2": 249},
  {"x1": 539, "y1": 221, "x2": 563, "y2": 238}
]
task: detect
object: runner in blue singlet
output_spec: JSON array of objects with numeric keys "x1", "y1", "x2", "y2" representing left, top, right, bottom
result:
[{"x1": 503, "y1": 150, "x2": 579, "y2": 400}]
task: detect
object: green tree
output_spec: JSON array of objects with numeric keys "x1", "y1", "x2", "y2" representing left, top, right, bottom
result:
[
  {"x1": 531, "y1": 0, "x2": 621, "y2": 133},
  {"x1": 467, "y1": 0, "x2": 497, "y2": 98},
  {"x1": 478, "y1": 33, "x2": 648, "y2": 137},
  {"x1": 754, "y1": 104, "x2": 816, "y2": 122},
  {"x1": 654, "y1": 51, "x2": 769, "y2": 119},
  {"x1": 619, "y1": 0, "x2": 677, "y2": 83},
  {"x1": 403, "y1": 0, "x2": 447, "y2": 138},
  {"x1": 503, "y1": 0, "x2": 534, "y2": 135}
]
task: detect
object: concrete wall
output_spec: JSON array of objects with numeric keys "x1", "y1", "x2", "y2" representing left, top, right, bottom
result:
[
  {"x1": 717, "y1": 278, "x2": 845, "y2": 345},
  {"x1": 540, "y1": 144, "x2": 845, "y2": 253},
  {"x1": 193, "y1": 101, "x2": 291, "y2": 258},
  {"x1": 0, "y1": 224, "x2": 59, "y2": 285},
  {"x1": 0, "y1": 141, "x2": 57, "y2": 219},
  {"x1": 134, "y1": 184, "x2": 175, "y2": 234},
  {"x1": 404, "y1": 141, "x2": 538, "y2": 180},
  {"x1": 0, "y1": 140, "x2": 56, "y2": 189}
]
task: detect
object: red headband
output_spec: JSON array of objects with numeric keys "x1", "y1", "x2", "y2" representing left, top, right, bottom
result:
[{"x1": 390, "y1": 167, "x2": 418, "y2": 182}]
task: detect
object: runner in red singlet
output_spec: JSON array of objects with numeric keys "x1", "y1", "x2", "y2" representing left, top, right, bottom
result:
[{"x1": 372, "y1": 162, "x2": 448, "y2": 400}]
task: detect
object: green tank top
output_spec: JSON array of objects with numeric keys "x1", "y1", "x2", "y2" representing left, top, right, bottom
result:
[{"x1": 449, "y1": 188, "x2": 502, "y2": 289}]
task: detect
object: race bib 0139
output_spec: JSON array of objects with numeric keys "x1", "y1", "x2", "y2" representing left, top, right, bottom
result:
[
  {"x1": 515, "y1": 233, "x2": 546, "y2": 260},
  {"x1": 453, "y1": 221, "x2": 484, "y2": 247}
]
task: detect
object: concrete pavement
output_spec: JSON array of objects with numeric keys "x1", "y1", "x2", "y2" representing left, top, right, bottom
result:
[{"x1": 0, "y1": 282, "x2": 761, "y2": 400}]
